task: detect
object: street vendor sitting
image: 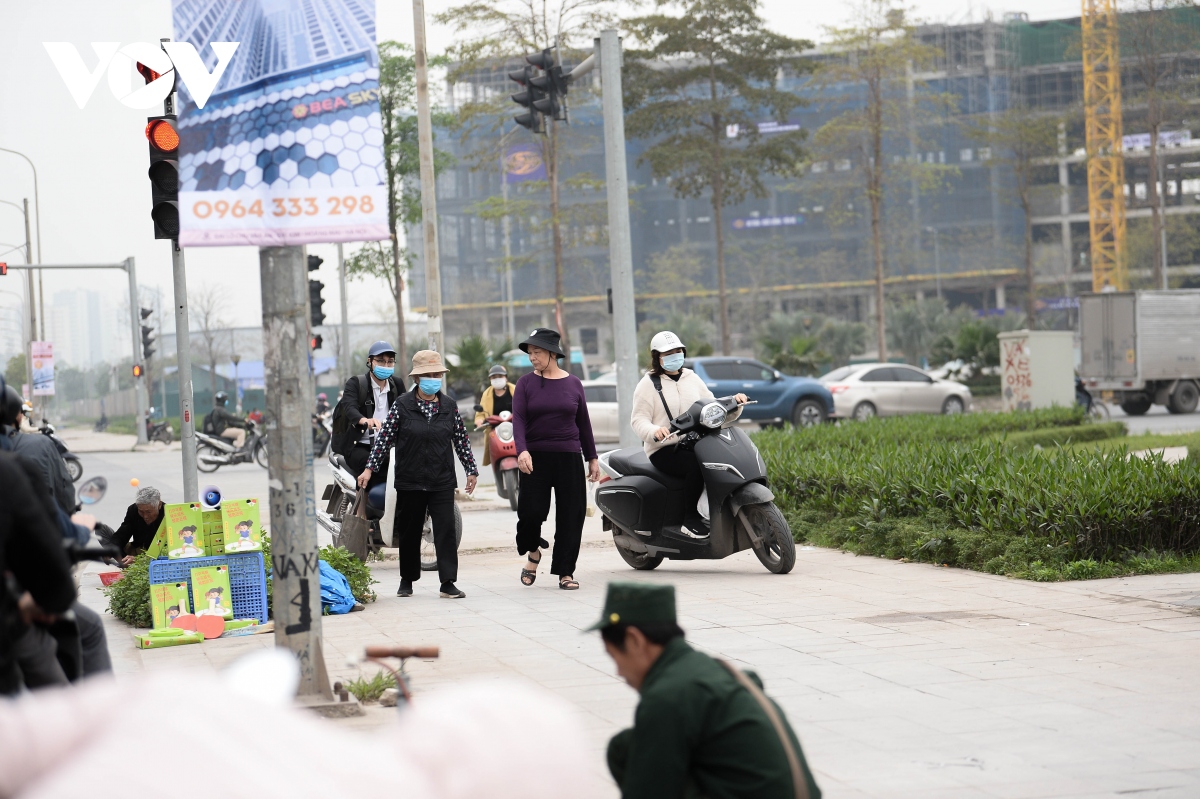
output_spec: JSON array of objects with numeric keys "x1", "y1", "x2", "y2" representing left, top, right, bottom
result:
[{"x1": 106, "y1": 486, "x2": 165, "y2": 565}]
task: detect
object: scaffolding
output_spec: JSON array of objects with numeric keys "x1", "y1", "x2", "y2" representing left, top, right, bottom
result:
[{"x1": 1082, "y1": 0, "x2": 1128, "y2": 291}]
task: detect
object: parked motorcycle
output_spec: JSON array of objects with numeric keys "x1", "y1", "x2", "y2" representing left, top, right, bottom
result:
[
  {"x1": 39, "y1": 421, "x2": 83, "y2": 482},
  {"x1": 145, "y1": 407, "x2": 173, "y2": 444},
  {"x1": 1076, "y1": 377, "x2": 1110, "y2": 421},
  {"x1": 195, "y1": 419, "x2": 268, "y2": 472},
  {"x1": 595, "y1": 395, "x2": 796, "y2": 574},
  {"x1": 312, "y1": 411, "x2": 332, "y2": 458},
  {"x1": 317, "y1": 446, "x2": 461, "y2": 569},
  {"x1": 475, "y1": 405, "x2": 519, "y2": 512}
]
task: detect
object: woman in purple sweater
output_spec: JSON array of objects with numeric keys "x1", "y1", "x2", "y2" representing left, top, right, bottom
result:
[{"x1": 513, "y1": 328, "x2": 600, "y2": 590}]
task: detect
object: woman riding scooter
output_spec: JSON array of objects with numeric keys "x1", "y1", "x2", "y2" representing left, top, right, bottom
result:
[{"x1": 630, "y1": 331, "x2": 748, "y2": 535}]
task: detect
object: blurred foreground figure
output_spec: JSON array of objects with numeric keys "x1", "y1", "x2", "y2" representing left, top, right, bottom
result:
[{"x1": 0, "y1": 651, "x2": 589, "y2": 799}]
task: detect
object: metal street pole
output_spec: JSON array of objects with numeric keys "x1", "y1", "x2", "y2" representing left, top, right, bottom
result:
[
  {"x1": 125, "y1": 257, "x2": 149, "y2": 444},
  {"x1": 1158, "y1": 156, "x2": 1169, "y2": 290},
  {"x1": 172, "y1": 244, "x2": 198, "y2": 501},
  {"x1": 412, "y1": 0, "x2": 443, "y2": 353},
  {"x1": 337, "y1": 242, "x2": 351, "y2": 380},
  {"x1": 259, "y1": 245, "x2": 330, "y2": 700},
  {"x1": 598, "y1": 30, "x2": 639, "y2": 449},
  {"x1": 19, "y1": 200, "x2": 34, "y2": 397},
  {"x1": 0, "y1": 148, "x2": 42, "y2": 356},
  {"x1": 502, "y1": 169, "x2": 515, "y2": 340}
]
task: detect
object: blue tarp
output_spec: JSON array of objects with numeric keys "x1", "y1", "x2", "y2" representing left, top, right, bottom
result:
[{"x1": 319, "y1": 560, "x2": 357, "y2": 615}]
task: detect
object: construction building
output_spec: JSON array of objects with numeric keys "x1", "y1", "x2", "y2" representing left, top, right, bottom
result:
[{"x1": 406, "y1": 10, "x2": 1200, "y2": 360}]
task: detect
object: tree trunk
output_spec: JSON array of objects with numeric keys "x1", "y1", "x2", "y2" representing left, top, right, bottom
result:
[
  {"x1": 713, "y1": 179, "x2": 730, "y2": 356},
  {"x1": 869, "y1": 86, "x2": 886, "y2": 361},
  {"x1": 1149, "y1": 122, "x2": 1164, "y2": 289},
  {"x1": 1023, "y1": 193, "x2": 1037, "y2": 324},
  {"x1": 548, "y1": 119, "x2": 568, "y2": 352},
  {"x1": 390, "y1": 234, "x2": 407, "y2": 366}
]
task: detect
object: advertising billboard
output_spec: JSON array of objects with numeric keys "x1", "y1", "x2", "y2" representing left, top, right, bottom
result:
[
  {"x1": 172, "y1": 0, "x2": 389, "y2": 246},
  {"x1": 31, "y1": 341, "x2": 55, "y2": 396}
]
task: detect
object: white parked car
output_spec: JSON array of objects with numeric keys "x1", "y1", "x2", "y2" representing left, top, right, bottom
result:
[
  {"x1": 820, "y1": 363, "x2": 972, "y2": 421},
  {"x1": 582, "y1": 380, "x2": 620, "y2": 443}
]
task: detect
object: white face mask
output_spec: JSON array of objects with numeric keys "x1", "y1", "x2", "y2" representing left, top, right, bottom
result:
[{"x1": 491, "y1": 377, "x2": 507, "y2": 390}]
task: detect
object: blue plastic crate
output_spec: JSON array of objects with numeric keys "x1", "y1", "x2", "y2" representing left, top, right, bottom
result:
[{"x1": 149, "y1": 552, "x2": 268, "y2": 623}]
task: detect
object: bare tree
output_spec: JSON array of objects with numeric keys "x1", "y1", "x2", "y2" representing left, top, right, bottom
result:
[
  {"x1": 1123, "y1": 0, "x2": 1193, "y2": 288},
  {"x1": 190, "y1": 284, "x2": 228, "y2": 406}
]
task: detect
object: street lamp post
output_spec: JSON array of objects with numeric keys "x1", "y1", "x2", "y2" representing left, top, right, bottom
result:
[
  {"x1": 0, "y1": 149, "x2": 43, "y2": 338},
  {"x1": 0, "y1": 199, "x2": 35, "y2": 396},
  {"x1": 924, "y1": 226, "x2": 943, "y2": 301}
]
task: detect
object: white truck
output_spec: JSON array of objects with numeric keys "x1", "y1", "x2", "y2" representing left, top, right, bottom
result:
[{"x1": 1079, "y1": 290, "x2": 1200, "y2": 415}]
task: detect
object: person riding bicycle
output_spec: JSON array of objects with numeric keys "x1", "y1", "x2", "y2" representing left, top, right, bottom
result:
[
  {"x1": 332, "y1": 340, "x2": 406, "y2": 488},
  {"x1": 205, "y1": 392, "x2": 247, "y2": 450},
  {"x1": 475, "y1": 365, "x2": 516, "y2": 468},
  {"x1": 630, "y1": 331, "x2": 747, "y2": 534}
]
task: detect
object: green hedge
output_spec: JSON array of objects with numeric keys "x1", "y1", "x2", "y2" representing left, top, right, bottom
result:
[
  {"x1": 757, "y1": 410, "x2": 1200, "y2": 580},
  {"x1": 1001, "y1": 422, "x2": 1127, "y2": 451}
]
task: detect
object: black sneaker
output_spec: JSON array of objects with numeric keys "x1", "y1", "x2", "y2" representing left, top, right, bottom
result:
[
  {"x1": 439, "y1": 582, "x2": 466, "y2": 599},
  {"x1": 396, "y1": 579, "x2": 413, "y2": 597}
]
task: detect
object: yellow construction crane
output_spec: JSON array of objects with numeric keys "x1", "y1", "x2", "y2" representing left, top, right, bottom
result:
[{"x1": 1082, "y1": 0, "x2": 1128, "y2": 291}]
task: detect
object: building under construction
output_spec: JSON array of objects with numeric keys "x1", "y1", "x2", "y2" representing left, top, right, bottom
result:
[{"x1": 407, "y1": 9, "x2": 1200, "y2": 360}]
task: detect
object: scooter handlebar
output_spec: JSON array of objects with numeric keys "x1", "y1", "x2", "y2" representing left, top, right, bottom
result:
[{"x1": 364, "y1": 645, "x2": 440, "y2": 660}]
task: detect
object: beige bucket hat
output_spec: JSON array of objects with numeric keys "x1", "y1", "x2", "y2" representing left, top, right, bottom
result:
[{"x1": 409, "y1": 349, "x2": 447, "y2": 377}]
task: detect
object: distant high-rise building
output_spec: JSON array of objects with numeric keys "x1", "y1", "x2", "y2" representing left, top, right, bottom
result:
[{"x1": 47, "y1": 290, "x2": 128, "y2": 368}]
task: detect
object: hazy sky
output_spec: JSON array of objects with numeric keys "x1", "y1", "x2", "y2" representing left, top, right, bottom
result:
[{"x1": 0, "y1": 0, "x2": 1086, "y2": 346}]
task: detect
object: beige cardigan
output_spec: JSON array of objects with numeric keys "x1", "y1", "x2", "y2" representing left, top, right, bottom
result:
[{"x1": 630, "y1": 369, "x2": 742, "y2": 455}]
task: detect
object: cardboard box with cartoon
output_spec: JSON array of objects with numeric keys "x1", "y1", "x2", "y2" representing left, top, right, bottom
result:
[
  {"x1": 150, "y1": 582, "x2": 191, "y2": 628},
  {"x1": 165, "y1": 503, "x2": 205, "y2": 559},
  {"x1": 190, "y1": 565, "x2": 234, "y2": 620},
  {"x1": 220, "y1": 498, "x2": 263, "y2": 553}
]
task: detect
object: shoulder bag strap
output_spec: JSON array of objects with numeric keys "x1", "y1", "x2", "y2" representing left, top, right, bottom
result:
[
  {"x1": 649, "y1": 374, "x2": 675, "y2": 421},
  {"x1": 717, "y1": 660, "x2": 810, "y2": 799},
  {"x1": 358, "y1": 374, "x2": 370, "y2": 403}
]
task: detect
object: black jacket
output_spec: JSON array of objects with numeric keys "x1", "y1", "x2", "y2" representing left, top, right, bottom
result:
[
  {"x1": 332, "y1": 372, "x2": 405, "y2": 455},
  {"x1": 389, "y1": 389, "x2": 459, "y2": 492},
  {"x1": 8, "y1": 431, "x2": 74, "y2": 515},
  {"x1": 112, "y1": 502, "x2": 166, "y2": 554},
  {"x1": 207, "y1": 406, "x2": 244, "y2": 435}
]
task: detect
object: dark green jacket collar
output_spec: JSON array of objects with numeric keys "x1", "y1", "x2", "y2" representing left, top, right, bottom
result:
[{"x1": 639, "y1": 637, "x2": 692, "y2": 695}]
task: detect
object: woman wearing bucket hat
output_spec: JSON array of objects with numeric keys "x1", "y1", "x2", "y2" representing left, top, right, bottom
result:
[
  {"x1": 358, "y1": 350, "x2": 478, "y2": 599},
  {"x1": 512, "y1": 328, "x2": 600, "y2": 591}
]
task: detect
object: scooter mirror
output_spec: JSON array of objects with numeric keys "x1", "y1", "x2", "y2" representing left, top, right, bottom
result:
[{"x1": 77, "y1": 476, "x2": 108, "y2": 505}]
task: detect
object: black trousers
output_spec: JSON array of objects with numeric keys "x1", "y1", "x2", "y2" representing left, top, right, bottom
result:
[
  {"x1": 395, "y1": 488, "x2": 458, "y2": 585},
  {"x1": 650, "y1": 446, "x2": 704, "y2": 518},
  {"x1": 516, "y1": 451, "x2": 586, "y2": 576},
  {"x1": 346, "y1": 443, "x2": 388, "y2": 489}
]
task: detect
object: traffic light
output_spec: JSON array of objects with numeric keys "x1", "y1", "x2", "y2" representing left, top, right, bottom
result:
[
  {"x1": 0, "y1": 262, "x2": 6, "y2": 276},
  {"x1": 132, "y1": 364, "x2": 144, "y2": 378},
  {"x1": 139, "y1": 58, "x2": 181, "y2": 240},
  {"x1": 310, "y1": 334, "x2": 323, "y2": 350},
  {"x1": 140, "y1": 307, "x2": 155, "y2": 360},
  {"x1": 509, "y1": 64, "x2": 546, "y2": 134},
  {"x1": 145, "y1": 116, "x2": 180, "y2": 239},
  {"x1": 307, "y1": 254, "x2": 324, "y2": 271},
  {"x1": 527, "y1": 48, "x2": 568, "y2": 121},
  {"x1": 308, "y1": 279, "x2": 326, "y2": 326}
]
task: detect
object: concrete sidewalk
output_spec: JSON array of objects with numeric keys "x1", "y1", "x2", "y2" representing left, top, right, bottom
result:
[{"x1": 78, "y1": 538, "x2": 1200, "y2": 799}]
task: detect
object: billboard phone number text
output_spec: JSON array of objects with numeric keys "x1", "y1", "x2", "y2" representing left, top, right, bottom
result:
[{"x1": 192, "y1": 195, "x2": 376, "y2": 219}]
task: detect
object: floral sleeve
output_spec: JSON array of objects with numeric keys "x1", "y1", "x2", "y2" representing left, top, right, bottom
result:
[{"x1": 365, "y1": 401, "x2": 401, "y2": 472}]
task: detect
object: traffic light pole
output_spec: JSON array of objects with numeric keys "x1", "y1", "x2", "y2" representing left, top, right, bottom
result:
[
  {"x1": 412, "y1": 0, "x2": 443, "y2": 353},
  {"x1": 259, "y1": 245, "x2": 330, "y2": 701},
  {"x1": 337, "y1": 242, "x2": 351, "y2": 381},
  {"x1": 598, "y1": 31, "x2": 639, "y2": 448},
  {"x1": 125, "y1": 257, "x2": 149, "y2": 445},
  {"x1": 171, "y1": 243, "x2": 198, "y2": 502}
]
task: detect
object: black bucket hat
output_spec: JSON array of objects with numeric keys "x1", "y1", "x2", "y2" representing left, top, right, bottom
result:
[{"x1": 519, "y1": 327, "x2": 565, "y2": 358}]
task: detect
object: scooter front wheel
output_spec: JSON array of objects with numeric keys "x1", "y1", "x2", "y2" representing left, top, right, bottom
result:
[
  {"x1": 741, "y1": 502, "x2": 796, "y2": 574},
  {"x1": 613, "y1": 530, "x2": 663, "y2": 571},
  {"x1": 196, "y1": 442, "x2": 223, "y2": 473},
  {"x1": 64, "y1": 456, "x2": 83, "y2": 483}
]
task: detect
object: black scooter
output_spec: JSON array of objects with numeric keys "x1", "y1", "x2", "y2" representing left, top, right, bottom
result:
[
  {"x1": 39, "y1": 421, "x2": 83, "y2": 482},
  {"x1": 596, "y1": 395, "x2": 796, "y2": 574}
]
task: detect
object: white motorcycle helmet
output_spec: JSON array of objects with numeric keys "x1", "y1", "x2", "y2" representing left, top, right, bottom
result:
[{"x1": 650, "y1": 330, "x2": 685, "y2": 354}]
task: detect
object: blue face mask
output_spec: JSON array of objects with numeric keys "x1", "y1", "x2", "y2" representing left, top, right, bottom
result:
[
  {"x1": 419, "y1": 378, "x2": 442, "y2": 395},
  {"x1": 372, "y1": 366, "x2": 395, "y2": 380},
  {"x1": 661, "y1": 353, "x2": 685, "y2": 372}
]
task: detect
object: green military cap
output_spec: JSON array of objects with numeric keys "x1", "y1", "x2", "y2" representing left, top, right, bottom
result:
[{"x1": 586, "y1": 581, "x2": 676, "y2": 631}]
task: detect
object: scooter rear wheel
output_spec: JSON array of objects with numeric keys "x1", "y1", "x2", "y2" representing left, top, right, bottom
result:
[
  {"x1": 503, "y1": 470, "x2": 519, "y2": 512},
  {"x1": 64, "y1": 456, "x2": 83, "y2": 483},
  {"x1": 614, "y1": 531, "x2": 663, "y2": 570},
  {"x1": 741, "y1": 502, "x2": 796, "y2": 574},
  {"x1": 197, "y1": 442, "x2": 222, "y2": 473}
]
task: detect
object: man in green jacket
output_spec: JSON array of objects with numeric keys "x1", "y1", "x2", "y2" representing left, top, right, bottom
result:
[{"x1": 591, "y1": 582, "x2": 821, "y2": 799}]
